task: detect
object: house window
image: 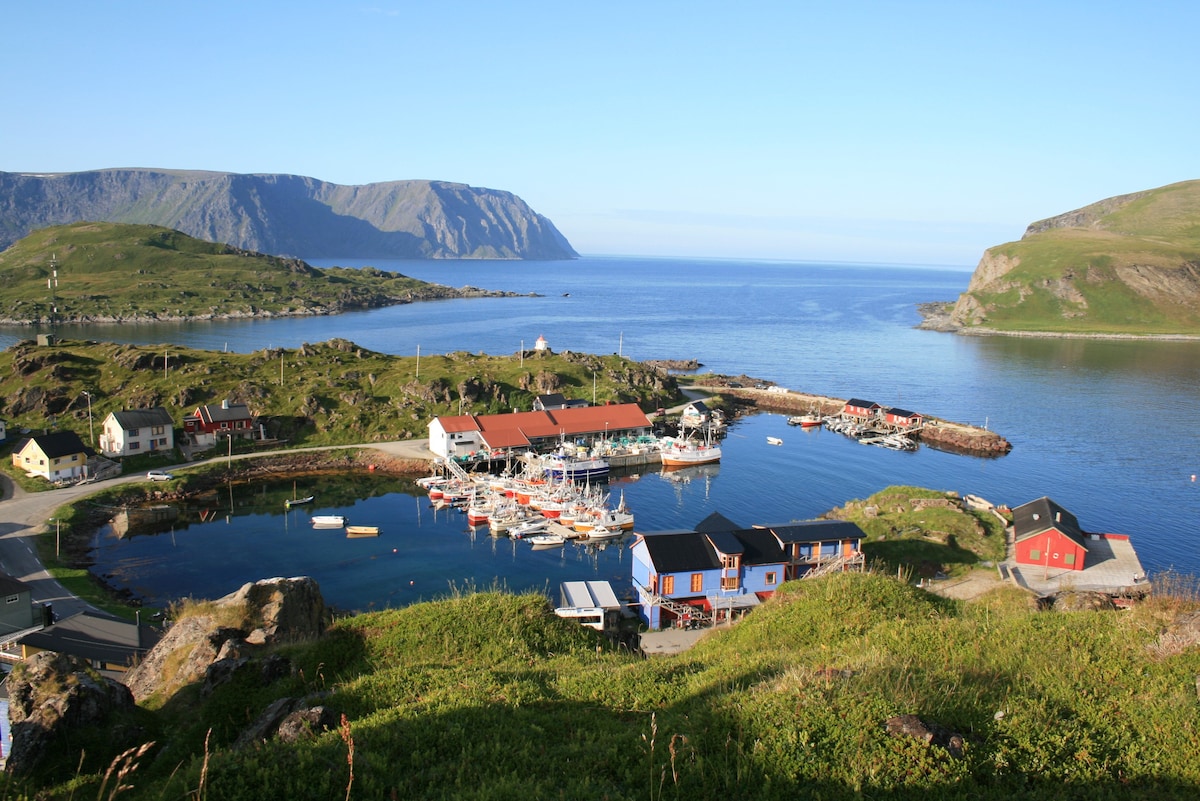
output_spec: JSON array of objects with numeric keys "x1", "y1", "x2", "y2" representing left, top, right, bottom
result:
[
  {"x1": 71, "y1": 454, "x2": 79, "y2": 461},
  {"x1": 721, "y1": 576, "x2": 740, "y2": 590},
  {"x1": 152, "y1": 425, "x2": 164, "y2": 435},
  {"x1": 1029, "y1": 549, "x2": 1041, "y2": 561},
  {"x1": 690, "y1": 573, "x2": 703, "y2": 593},
  {"x1": 1064, "y1": 553, "x2": 1076, "y2": 565},
  {"x1": 221, "y1": 422, "x2": 229, "y2": 430},
  {"x1": 5, "y1": 595, "x2": 18, "y2": 604},
  {"x1": 130, "y1": 441, "x2": 140, "y2": 450},
  {"x1": 765, "y1": 571, "x2": 778, "y2": 586},
  {"x1": 661, "y1": 575, "x2": 675, "y2": 595},
  {"x1": 129, "y1": 428, "x2": 140, "y2": 436}
]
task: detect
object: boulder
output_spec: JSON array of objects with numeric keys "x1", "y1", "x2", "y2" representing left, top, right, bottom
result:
[
  {"x1": 123, "y1": 576, "x2": 327, "y2": 702},
  {"x1": 884, "y1": 714, "x2": 965, "y2": 758},
  {"x1": 5, "y1": 652, "x2": 136, "y2": 776}
]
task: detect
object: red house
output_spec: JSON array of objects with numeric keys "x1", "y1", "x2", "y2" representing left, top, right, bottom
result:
[
  {"x1": 884, "y1": 407, "x2": 924, "y2": 429},
  {"x1": 1012, "y1": 497, "x2": 1089, "y2": 572},
  {"x1": 843, "y1": 398, "x2": 882, "y2": 420},
  {"x1": 183, "y1": 400, "x2": 255, "y2": 449}
]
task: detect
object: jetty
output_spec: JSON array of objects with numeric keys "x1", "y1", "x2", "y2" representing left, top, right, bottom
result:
[{"x1": 703, "y1": 381, "x2": 1012, "y2": 456}]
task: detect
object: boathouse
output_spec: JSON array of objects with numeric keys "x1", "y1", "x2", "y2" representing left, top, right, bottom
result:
[
  {"x1": 428, "y1": 403, "x2": 653, "y2": 459},
  {"x1": 883, "y1": 407, "x2": 924, "y2": 429},
  {"x1": 843, "y1": 398, "x2": 882, "y2": 420},
  {"x1": 1012, "y1": 497, "x2": 1089, "y2": 572},
  {"x1": 629, "y1": 513, "x2": 866, "y2": 629}
]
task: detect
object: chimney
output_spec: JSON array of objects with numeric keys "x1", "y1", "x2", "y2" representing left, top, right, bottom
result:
[
  {"x1": 1055, "y1": 512, "x2": 1061, "y2": 523},
  {"x1": 221, "y1": 399, "x2": 230, "y2": 410}
]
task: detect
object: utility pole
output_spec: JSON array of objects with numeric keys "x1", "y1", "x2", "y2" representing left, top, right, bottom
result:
[
  {"x1": 47, "y1": 253, "x2": 59, "y2": 340},
  {"x1": 416, "y1": 345, "x2": 420, "y2": 380},
  {"x1": 82, "y1": 390, "x2": 94, "y2": 445}
]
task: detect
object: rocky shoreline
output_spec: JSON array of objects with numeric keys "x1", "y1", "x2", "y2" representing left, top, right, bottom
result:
[
  {"x1": 913, "y1": 301, "x2": 1200, "y2": 341},
  {"x1": 0, "y1": 286, "x2": 538, "y2": 326}
]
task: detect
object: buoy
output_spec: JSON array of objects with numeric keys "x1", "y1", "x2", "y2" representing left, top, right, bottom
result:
[
  {"x1": 392, "y1": 548, "x2": 398, "y2": 553},
  {"x1": 409, "y1": 580, "x2": 415, "y2": 586},
  {"x1": 1193, "y1": 474, "x2": 1197, "y2": 482}
]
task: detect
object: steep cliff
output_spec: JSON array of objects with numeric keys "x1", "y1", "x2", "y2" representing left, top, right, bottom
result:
[
  {"x1": 946, "y1": 180, "x2": 1200, "y2": 335},
  {"x1": 0, "y1": 169, "x2": 578, "y2": 260}
]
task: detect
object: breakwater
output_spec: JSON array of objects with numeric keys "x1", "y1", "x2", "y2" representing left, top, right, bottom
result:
[{"x1": 709, "y1": 384, "x2": 1012, "y2": 457}]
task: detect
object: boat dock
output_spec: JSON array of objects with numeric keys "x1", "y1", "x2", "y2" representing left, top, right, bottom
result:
[{"x1": 1003, "y1": 533, "x2": 1150, "y2": 602}]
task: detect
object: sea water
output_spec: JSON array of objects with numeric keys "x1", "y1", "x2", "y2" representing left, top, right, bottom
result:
[{"x1": 20, "y1": 257, "x2": 1197, "y2": 610}]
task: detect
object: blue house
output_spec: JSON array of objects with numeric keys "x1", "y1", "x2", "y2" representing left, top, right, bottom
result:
[{"x1": 629, "y1": 513, "x2": 866, "y2": 629}]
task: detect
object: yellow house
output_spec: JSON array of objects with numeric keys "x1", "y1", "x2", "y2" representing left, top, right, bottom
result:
[{"x1": 11, "y1": 431, "x2": 90, "y2": 482}]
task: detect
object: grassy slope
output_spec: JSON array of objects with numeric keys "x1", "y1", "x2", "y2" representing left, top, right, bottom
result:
[
  {"x1": 0, "y1": 222, "x2": 455, "y2": 322},
  {"x1": 965, "y1": 180, "x2": 1200, "y2": 334},
  {"x1": 20, "y1": 575, "x2": 1200, "y2": 800},
  {"x1": 0, "y1": 338, "x2": 678, "y2": 451}
]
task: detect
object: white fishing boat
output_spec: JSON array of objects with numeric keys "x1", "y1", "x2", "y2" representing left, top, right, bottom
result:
[
  {"x1": 311, "y1": 515, "x2": 347, "y2": 529},
  {"x1": 658, "y1": 434, "x2": 722, "y2": 467},
  {"x1": 766, "y1": 436, "x2": 783, "y2": 446},
  {"x1": 582, "y1": 524, "x2": 621, "y2": 541}
]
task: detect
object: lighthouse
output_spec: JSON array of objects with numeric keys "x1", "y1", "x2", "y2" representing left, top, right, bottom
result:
[{"x1": 534, "y1": 334, "x2": 549, "y2": 352}]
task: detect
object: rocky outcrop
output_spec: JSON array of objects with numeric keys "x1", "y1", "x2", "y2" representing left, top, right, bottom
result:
[
  {"x1": 884, "y1": 714, "x2": 965, "y2": 758},
  {"x1": 0, "y1": 169, "x2": 578, "y2": 260},
  {"x1": 123, "y1": 576, "x2": 328, "y2": 703},
  {"x1": 234, "y1": 698, "x2": 344, "y2": 749},
  {"x1": 5, "y1": 652, "x2": 137, "y2": 776}
]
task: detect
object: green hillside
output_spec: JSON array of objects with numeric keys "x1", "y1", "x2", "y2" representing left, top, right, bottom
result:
[
  {"x1": 0, "y1": 338, "x2": 679, "y2": 453},
  {"x1": 0, "y1": 222, "x2": 497, "y2": 323},
  {"x1": 951, "y1": 180, "x2": 1200, "y2": 335},
  {"x1": 9, "y1": 574, "x2": 1199, "y2": 799}
]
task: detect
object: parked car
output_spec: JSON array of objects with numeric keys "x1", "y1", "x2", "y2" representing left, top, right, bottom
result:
[{"x1": 146, "y1": 470, "x2": 175, "y2": 482}]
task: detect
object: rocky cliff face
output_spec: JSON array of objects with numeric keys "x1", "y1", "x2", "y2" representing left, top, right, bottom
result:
[
  {"x1": 0, "y1": 170, "x2": 578, "y2": 260},
  {"x1": 123, "y1": 576, "x2": 328, "y2": 703}
]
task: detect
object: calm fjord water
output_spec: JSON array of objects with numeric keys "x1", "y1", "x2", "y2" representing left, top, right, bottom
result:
[{"x1": 24, "y1": 257, "x2": 1197, "y2": 611}]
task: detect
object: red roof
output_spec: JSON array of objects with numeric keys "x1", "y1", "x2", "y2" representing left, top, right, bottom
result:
[{"x1": 436, "y1": 404, "x2": 651, "y2": 449}]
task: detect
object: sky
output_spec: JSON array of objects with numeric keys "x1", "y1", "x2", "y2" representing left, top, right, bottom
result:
[{"x1": 3, "y1": 1, "x2": 1198, "y2": 267}]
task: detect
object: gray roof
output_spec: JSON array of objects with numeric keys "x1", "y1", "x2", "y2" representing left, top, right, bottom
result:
[
  {"x1": 757, "y1": 519, "x2": 867, "y2": 544},
  {"x1": 1012, "y1": 496, "x2": 1089, "y2": 548},
  {"x1": 19, "y1": 611, "x2": 161, "y2": 667},
  {"x1": 196, "y1": 402, "x2": 252, "y2": 424},
  {"x1": 0, "y1": 571, "x2": 32, "y2": 597},
  {"x1": 111, "y1": 407, "x2": 174, "y2": 430}
]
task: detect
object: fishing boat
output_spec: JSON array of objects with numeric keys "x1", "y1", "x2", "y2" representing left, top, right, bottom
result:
[
  {"x1": 345, "y1": 525, "x2": 380, "y2": 538},
  {"x1": 540, "y1": 451, "x2": 610, "y2": 481},
  {"x1": 311, "y1": 515, "x2": 347, "y2": 529},
  {"x1": 582, "y1": 523, "x2": 621, "y2": 541},
  {"x1": 787, "y1": 413, "x2": 823, "y2": 428},
  {"x1": 767, "y1": 436, "x2": 783, "y2": 446},
  {"x1": 658, "y1": 434, "x2": 722, "y2": 467},
  {"x1": 284, "y1": 495, "x2": 315, "y2": 508}
]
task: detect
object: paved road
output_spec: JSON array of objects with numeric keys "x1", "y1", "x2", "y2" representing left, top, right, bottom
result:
[{"x1": 0, "y1": 439, "x2": 436, "y2": 620}]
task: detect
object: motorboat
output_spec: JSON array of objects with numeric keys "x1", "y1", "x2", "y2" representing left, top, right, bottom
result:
[
  {"x1": 767, "y1": 436, "x2": 783, "y2": 446},
  {"x1": 311, "y1": 515, "x2": 347, "y2": 529}
]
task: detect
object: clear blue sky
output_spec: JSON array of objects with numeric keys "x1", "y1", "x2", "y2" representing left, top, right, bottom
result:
[{"x1": 4, "y1": 1, "x2": 1198, "y2": 266}]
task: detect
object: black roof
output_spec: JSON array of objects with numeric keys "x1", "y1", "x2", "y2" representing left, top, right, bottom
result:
[
  {"x1": 705, "y1": 530, "x2": 744, "y2": 556},
  {"x1": 757, "y1": 519, "x2": 867, "y2": 544},
  {"x1": 19, "y1": 611, "x2": 161, "y2": 667},
  {"x1": 111, "y1": 407, "x2": 174, "y2": 430},
  {"x1": 641, "y1": 532, "x2": 722, "y2": 573},
  {"x1": 0, "y1": 571, "x2": 32, "y2": 597},
  {"x1": 1011, "y1": 497, "x2": 1089, "y2": 548},
  {"x1": 19, "y1": 430, "x2": 89, "y2": 458},
  {"x1": 695, "y1": 511, "x2": 742, "y2": 533},
  {"x1": 845, "y1": 398, "x2": 880, "y2": 409},
  {"x1": 886, "y1": 407, "x2": 919, "y2": 418},
  {"x1": 727, "y1": 528, "x2": 789, "y2": 566}
]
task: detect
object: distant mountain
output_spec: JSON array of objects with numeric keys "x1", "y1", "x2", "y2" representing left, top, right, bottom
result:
[
  {"x1": 945, "y1": 180, "x2": 1200, "y2": 336},
  {"x1": 0, "y1": 169, "x2": 578, "y2": 260}
]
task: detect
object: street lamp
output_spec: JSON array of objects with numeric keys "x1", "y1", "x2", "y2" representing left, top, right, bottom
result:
[{"x1": 82, "y1": 390, "x2": 94, "y2": 445}]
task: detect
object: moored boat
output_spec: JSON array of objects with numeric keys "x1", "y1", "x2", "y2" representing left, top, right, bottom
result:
[
  {"x1": 526, "y1": 532, "x2": 566, "y2": 548},
  {"x1": 658, "y1": 435, "x2": 722, "y2": 467},
  {"x1": 345, "y1": 525, "x2": 380, "y2": 538},
  {"x1": 787, "y1": 413, "x2": 823, "y2": 428},
  {"x1": 767, "y1": 436, "x2": 783, "y2": 445},
  {"x1": 311, "y1": 515, "x2": 347, "y2": 529},
  {"x1": 284, "y1": 495, "x2": 315, "y2": 508}
]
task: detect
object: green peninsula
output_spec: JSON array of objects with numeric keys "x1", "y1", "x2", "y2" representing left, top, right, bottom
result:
[
  {"x1": 0, "y1": 222, "x2": 528, "y2": 324},
  {"x1": 942, "y1": 180, "x2": 1200, "y2": 336}
]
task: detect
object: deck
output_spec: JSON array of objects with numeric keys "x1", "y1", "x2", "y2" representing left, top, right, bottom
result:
[{"x1": 1005, "y1": 534, "x2": 1149, "y2": 598}]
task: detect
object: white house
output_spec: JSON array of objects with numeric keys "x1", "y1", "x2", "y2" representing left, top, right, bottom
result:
[{"x1": 98, "y1": 407, "x2": 175, "y2": 458}]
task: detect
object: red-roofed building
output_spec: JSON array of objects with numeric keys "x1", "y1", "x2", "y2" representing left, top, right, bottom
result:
[{"x1": 428, "y1": 403, "x2": 652, "y2": 459}]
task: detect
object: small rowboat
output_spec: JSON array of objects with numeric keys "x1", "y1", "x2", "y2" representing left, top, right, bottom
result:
[
  {"x1": 767, "y1": 436, "x2": 783, "y2": 446},
  {"x1": 285, "y1": 495, "x2": 315, "y2": 508},
  {"x1": 345, "y1": 525, "x2": 380, "y2": 538},
  {"x1": 311, "y1": 515, "x2": 347, "y2": 529}
]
